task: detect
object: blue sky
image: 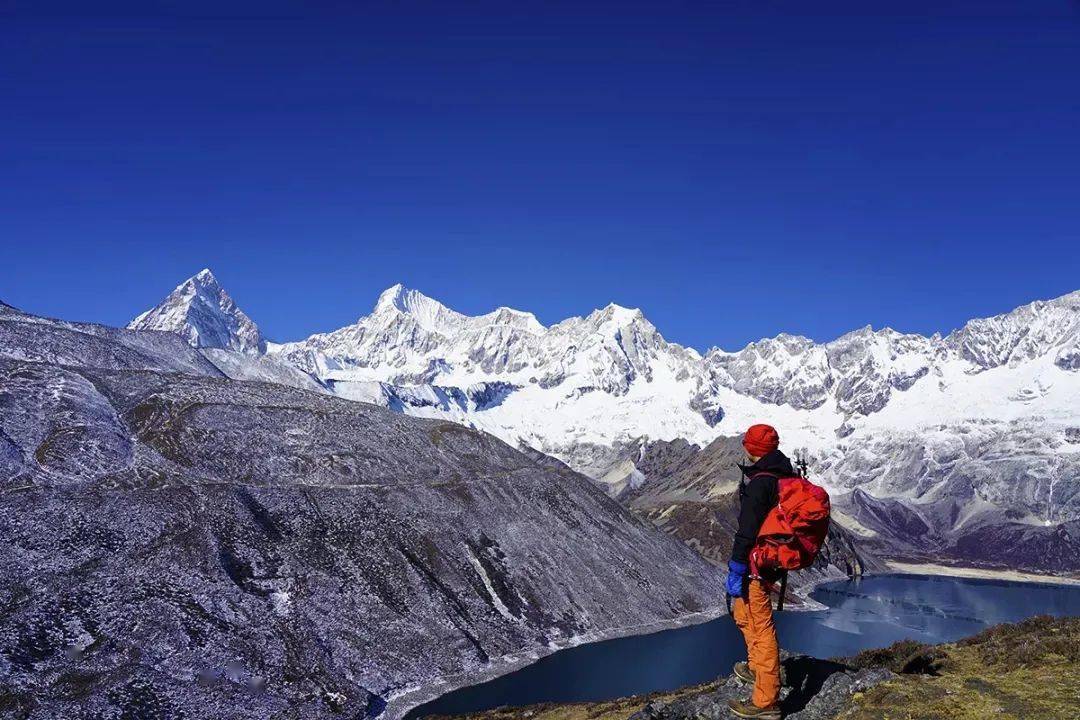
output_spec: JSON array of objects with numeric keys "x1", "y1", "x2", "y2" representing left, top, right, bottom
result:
[{"x1": 3, "y1": 1, "x2": 1078, "y2": 351}]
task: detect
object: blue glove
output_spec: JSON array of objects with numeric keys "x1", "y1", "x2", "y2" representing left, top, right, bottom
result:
[{"x1": 726, "y1": 560, "x2": 748, "y2": 598}]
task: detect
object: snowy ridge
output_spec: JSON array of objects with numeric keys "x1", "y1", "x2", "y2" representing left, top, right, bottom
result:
[
  {"x1": 130, "y1": 274, "x2": 1080, "y2": 461},
  {"x1": 946, "y1": 289, "x2": 1080, "y2": 370},
  {"x1": 265, "y1": 283, "x2": 1077, "y2": 454},
  {"x1": 373, "y1": 283, "x2": 545, "y2": 335},
  {"x1": 272, "y1": 289, "x2": 694, "y2": 400}
]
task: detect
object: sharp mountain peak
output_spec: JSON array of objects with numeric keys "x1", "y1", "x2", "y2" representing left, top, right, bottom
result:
[{"x1": 128, "y1": 267, "x2": 265, "y2": 354}]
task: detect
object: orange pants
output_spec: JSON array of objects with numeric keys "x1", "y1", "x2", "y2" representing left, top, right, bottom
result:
[{"x1": 732, "y1": 579, "x2": 781, "y2": 708}]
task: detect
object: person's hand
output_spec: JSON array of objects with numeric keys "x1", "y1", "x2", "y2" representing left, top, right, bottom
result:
[{"x1": 725, "y1": 560, "x2": 748, "y2": 598}]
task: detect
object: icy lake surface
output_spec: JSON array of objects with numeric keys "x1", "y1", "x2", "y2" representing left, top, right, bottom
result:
[{"x1": 406, "y1": 574, "x2": 1080, "y2": 718}]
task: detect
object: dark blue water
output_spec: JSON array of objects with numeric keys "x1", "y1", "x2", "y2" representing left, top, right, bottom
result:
[{"x1": 407, "y1": 574, "x2": 1080, "y2": 718}]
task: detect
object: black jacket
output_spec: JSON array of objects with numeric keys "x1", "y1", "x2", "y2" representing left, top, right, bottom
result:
[{"x1": 730, "y1": 449, "x2": 794, "y2": 566}]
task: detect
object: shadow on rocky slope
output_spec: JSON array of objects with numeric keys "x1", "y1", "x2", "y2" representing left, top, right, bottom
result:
[{"x1": 620, "y1": 436, "x2": 881, "y2": 596}]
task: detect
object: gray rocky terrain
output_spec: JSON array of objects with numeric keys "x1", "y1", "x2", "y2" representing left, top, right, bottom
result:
[
  {"x1": 595, "y1": 425, "x2": 1078, "y2": 575},
  {"x1": 629, "y1": 660, "x2": 894, "y2": 720},
  {"x1": 609, "y1": 436, "x2": 878, "y2": 597},
  {"x1": 821, "y1": 423, "x2": 1080, "y2": 572},
  {"x1": 0, "y1": 303, "x2": 725, "y2": 719}
]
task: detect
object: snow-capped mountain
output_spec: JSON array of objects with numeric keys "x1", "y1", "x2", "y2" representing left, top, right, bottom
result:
[
  {"x1": 265, "y1": 282, "x2": 1076, "y2": 456},
  {"x1": 132, "y1": 272, "x2": 1079, "y2": 474},
  {"x1": 131, "y1": 273, "x2": 1080, "y2": 571},
  {"x1": 947, "y1": 290, "x2": 1080, "y2": 370},
  {"x1": 273, "y1": 282, "x2": 698, "y2": 396},
  {"x1": 260, "y1": 281, "x2": 713, "y2": 470},
  {"x1": 706, "y1": 326, "x2": 942, "y2": 416},
  {"x1": 129, "y1": 269, "x2": 266, "y2": 354}
]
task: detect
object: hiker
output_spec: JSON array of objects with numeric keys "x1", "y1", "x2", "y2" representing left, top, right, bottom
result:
[{"x1": 725, "y1": 423, "x2": 789, "y2": 720}]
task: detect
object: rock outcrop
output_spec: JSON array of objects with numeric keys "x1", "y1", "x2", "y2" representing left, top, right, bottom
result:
[{"x1": 630, "y1": 659, "x2": 895, "y2": 720}]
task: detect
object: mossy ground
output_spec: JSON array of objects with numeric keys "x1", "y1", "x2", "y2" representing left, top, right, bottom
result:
[
  {"x1": 839, "y1": 616, "x2": 1080, "y2": 720},
  {"x1": 431, "y1": 616, "x2": 1080, "y2": 720}
]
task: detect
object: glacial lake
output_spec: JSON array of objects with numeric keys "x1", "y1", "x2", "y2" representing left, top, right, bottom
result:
[{"x1": 406, "y1": 574, "x2": 1080, "y2": 718}]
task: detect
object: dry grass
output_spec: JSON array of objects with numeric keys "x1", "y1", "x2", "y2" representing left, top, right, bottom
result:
[
  {"x1": 956, "y1": 614, "x2": 1080, "y2": 670},
  {"x1": 840, "y1": 616, "x2": 1080, "y2": 720},
  {"x1": 842, "y1": 639, "x2": 946, "y2": 676}
]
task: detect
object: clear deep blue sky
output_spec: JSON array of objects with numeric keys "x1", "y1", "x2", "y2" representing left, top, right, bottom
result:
[{"x1": 3, "y1": 1, "x2": 1079, "y2": 351}]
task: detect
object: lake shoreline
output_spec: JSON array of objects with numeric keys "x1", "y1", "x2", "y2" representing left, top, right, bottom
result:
[
  {"x1": 400, "y1": 566, "x2": 1078, "y2": 719},
  {"x1": 391, "y1": 605, "x2": 727, "y2": 720},
  {"x1": 885, "y1": 560, "x2": 1080, "y2": 587},
  {"x1": 425, "y1": 615, "x2": 1080, "y2": 720},
  {"x1": 407, "y1": 573, "x2": 1080, "y2": 718},
  {"x1": 399, "y1": 567, "x2": 871, "y2": 719}
]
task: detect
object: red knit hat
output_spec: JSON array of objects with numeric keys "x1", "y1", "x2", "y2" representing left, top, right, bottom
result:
[{"x1": 743, "y1": 424, "x2": 779, "y2": 457}]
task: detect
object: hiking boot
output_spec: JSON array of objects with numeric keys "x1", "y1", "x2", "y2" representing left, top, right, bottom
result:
[
  {"x1": 732, "y1": 662, "x2": 788, "y2": 686},
  {"x1": 733, "y1": 661, "x2": 755, "y2": 684},
  {"x1": 727, "y1": 698, "x2": 781, "y2": 719}
]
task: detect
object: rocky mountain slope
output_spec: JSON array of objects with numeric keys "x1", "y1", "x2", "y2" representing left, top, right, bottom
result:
[
  {"x1": 0, "y1": 303, "x2": 725, "y2": 719},
  {"x1": 611, "y1": 435, "x2": 876, "y2": 594},
  {"x1": 127, "y1": 273, "x2": 1080, "y2": 572}
]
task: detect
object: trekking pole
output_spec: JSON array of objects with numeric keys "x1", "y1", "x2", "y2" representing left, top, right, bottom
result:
[{"x1": 776, "y1": 571, "x2": 788, "y2": 611}]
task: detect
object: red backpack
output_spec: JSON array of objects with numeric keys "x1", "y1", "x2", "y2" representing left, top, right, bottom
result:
[{"x1": 749, "y1": 475, "x2": 831, "y2": 576}]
